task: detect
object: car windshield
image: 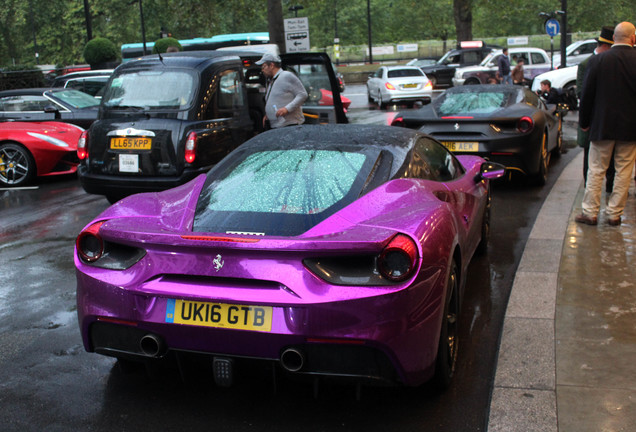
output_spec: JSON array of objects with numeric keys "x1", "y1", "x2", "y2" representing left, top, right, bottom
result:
[
  {"x1": 49, "y1": 89, "x2": 100, "y2": 109},
  {"x1": 435, "y1": 88, "x2": 519, "y2": 116},
  {"x1": 101, "y1": 70, "x2": 195, "y2": 109},
  {"x1": 193, "y1": 146, "x2": 382, "y2": 236},
  {"x1": 387, "y1": 69, "x2": 424, "y2": 78}
]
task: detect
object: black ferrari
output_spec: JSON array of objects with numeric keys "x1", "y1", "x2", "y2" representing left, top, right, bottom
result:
[{"x1": 391, "y1": 84, "x2": 566, "y2": 185}]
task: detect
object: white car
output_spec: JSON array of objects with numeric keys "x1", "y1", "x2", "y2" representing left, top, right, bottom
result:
[
  {"x1": 452, "y1": 47, "x2": 551, "y2": 86},
  {"x1": 367, "y1": 66, "x2": 433, "y2": 108},
  {"x1": 551, "y1": 39, "x2": 596, "y2": 68},
  {"x1": 531, "y1": 65, "x2": 578, "y2": 93}
]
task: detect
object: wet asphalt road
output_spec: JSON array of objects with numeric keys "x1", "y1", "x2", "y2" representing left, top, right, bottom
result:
[{"x1": 0, "y1": 86, "x2": 581, "y2": 431}]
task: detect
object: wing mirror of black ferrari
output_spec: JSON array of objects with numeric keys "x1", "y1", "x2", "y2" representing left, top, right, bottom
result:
[{"x1": 477, "y1": 161, "x2": 507, "y2": 182}]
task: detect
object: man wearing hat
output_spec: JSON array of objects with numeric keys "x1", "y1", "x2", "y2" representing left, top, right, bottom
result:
[
  {"x1": 256, "y1": 52, "x2": 308, "y2": 129},
  {"x1": 576, "y1": 22, "x2": 636, "y2": 226},
  {"x1": 576, "y1": 26, "x2": 615, "y2": 190}
]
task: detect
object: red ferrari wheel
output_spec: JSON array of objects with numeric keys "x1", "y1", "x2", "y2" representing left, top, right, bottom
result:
[{"x1": 0, "y1": 143, "x2": 35, "y2": 187}]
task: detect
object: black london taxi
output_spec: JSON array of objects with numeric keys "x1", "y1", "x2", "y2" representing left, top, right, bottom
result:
[{"x1": 77, "y1": 50, "x2": 347, "y2": 203}]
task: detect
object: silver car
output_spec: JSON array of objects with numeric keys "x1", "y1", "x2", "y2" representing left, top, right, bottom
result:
[{"x1": 367, "y1": 66, "x2": 433, "y2": 108}]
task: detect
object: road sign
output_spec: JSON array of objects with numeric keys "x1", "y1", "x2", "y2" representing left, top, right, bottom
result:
[
  {"x1": 284, "y1": 17, "x2": 310, "y2": 52},
  {"x1": 545, "y1": 19, "x2": 560, "y2": 37}
]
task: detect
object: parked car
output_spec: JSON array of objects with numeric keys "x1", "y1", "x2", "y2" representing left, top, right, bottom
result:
[
  {"x1": 51, "y1": 69, "x2": 114, "y2": 98},
  {"x1": 366, "y1": 66, "x2": 433, "y2": 108},
  {"x1": 452, "y1": 47, "x2": 551, "y2": 87},
  {"x1": 406, "y1": 58, "x2": 438, "y2": 68},
  {"x1": 391, "y1": 84, "x2": 565, "y2": 185},
  {"x1": 78, "y1": 50, "x2": 347, "y2": 203},
  {"x1": 531, "y1": 65, "x2": 577, "y2": 94},
  {"x1": 419, "y1": 42, "x2": 497, "y2": 88},
  {"x1": 0, "y1": 88, "x2": 99, "y2": 129},
  {"x1": 551, "y1": 39, "x2": 596, "y2": 68},
  {"x1": 0, "y1": 120, "x2": 82, "y2": 186},
  {"x1": 74, "y1": 124, "x2": 506, "y2": 390}
]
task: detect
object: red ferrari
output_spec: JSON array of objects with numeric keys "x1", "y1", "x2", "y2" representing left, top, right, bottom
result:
[{"x1": 0, "y1": 121, "x2": 82, "y2": 187}]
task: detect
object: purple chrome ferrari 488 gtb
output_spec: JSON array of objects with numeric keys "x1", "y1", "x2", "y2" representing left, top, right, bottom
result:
[{"x1": 75, "y1": 124, "x2": 505, "y2": 391}]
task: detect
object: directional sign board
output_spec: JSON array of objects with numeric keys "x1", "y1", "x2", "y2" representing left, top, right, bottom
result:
[
  {"x1": 284, "y1": 17, "x2": 310, "y2": 53},
  {"x1": 545, "y1": 19, "x2": 560, "y2": 37}
]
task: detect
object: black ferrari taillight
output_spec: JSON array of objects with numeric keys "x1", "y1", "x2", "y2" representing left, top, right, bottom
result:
[
  {"x1": 391, "y1": 116, "x2": 405, "y2": 127},
  {"x1": 377, "y1": 234, "x2": 418, "y2": 282},
  {"x1": 517, "y1": 116, "x2": 534, "y2": 133},
  {"x1": 76, "y1": 221, "x2": 105, "y2": 262}
]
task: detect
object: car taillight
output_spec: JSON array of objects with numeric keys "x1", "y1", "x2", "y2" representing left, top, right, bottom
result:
[
  {"x1": 185, "y1": 131, "x2": 197, "y2": 163},
  {"x1": 76, "y1": 221, "x2": 105, "y2": 262},
  {"x1": 377, "y1": 234, "x2": 418, "y2": 282},
  {"x1": 517, "y1": 116, "x2": 534, "y2": 133},
  {"x1": 77, "y1": 130, "x2": 88, "y2": 160},
  {"x1": 391, "y1": 116, "x2": 405, "y2": 127},
  {"x1": 385, "y1": 82, "x2": 396, "y2": 90},
  {"x1": 425, "y1": 80, "x2": 433, "y2": 90}
]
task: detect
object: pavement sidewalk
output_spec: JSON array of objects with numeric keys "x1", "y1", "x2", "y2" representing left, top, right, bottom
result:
[{"x1": 487, "y1": 150, "x2": 636, "y2": 431}]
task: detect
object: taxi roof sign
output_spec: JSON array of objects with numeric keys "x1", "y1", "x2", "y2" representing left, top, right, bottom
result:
[{"x1": 459, "y1": 41, "x2": 484, "y2": 49}]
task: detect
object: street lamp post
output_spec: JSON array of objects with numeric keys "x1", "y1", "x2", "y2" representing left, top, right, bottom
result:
[
  {"x1": 138, "y1": 0, "x2": 148, "y2": 55},
  {"x1": 289, "y1": 5, "x2": 304, "y2": 17},
  {"x1": 367, "y1": 0, "x2": 372, "y2": 64}
]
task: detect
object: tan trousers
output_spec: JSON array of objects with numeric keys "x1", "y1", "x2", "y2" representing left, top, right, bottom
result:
[{"x1": 582, "y1": 140, "x2": 636, "y2": 218}]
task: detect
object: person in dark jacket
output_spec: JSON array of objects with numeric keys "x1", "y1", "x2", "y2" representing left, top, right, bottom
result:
[
  {"x1": 576, "y1": 26, "x2": 615, "y2": 190},
  {"x1": 497, "y1": 48, "x2": 512, "y2": 84},
  {"x1": 537, "y1": 79, "x2": 560, "y2": 104},
  {"x1": 576, "y1": 22, "x2": 636, "y2": 226}
]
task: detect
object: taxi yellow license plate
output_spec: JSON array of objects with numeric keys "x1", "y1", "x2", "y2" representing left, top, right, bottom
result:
[
  {"x1": 165, "y1": 299, "x2": 272, "y2": 332},
  {"x1": 442, "y1": 141, "x2": 479, "y2": 152},
  {"x1": 402, "y1": 83, "x2": 418, "y2": 88},
  {"x1": 110, "y1": 137, "x2": 152, "y2": 150}
]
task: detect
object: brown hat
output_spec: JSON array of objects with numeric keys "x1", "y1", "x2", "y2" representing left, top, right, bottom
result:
[{"x1": 596, "y1": 26, "x2": 614, "y2": 45}]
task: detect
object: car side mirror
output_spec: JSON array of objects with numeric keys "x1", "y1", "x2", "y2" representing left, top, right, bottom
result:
[
  {"x1": 44, "y1": 105, "x2": 61, "y2": 119},
  {"x1": 476, "y1": 162, "x2": 506, "y2": 182}
]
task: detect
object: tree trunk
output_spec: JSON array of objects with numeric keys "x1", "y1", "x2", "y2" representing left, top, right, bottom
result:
[
  {"x1": 453, "y1": 0, "x2": 472, "y2": 42},
  {"x1": 267, "y1": 0, "x2": 285, "y2": 54}
]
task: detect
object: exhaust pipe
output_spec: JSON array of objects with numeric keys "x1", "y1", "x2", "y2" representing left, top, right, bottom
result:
[
  {"x1": 280, "y1": 348, "x2": 305, "y2": 372},
  {"x1": 139, "y1": 334, "x2": 165, "y2": 357}
]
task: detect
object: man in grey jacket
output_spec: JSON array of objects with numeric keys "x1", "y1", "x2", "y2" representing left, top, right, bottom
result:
[{"x1": 256, "y1": 53, "x2": 308, "y2": 129}]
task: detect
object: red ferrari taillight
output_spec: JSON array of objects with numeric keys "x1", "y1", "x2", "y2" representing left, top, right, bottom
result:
[
  {"x1": 377, "y1": 234, "x2": 418, "y2": 282},
  {"x1": 517, "y1": 116, "x2": 534, "y2": 133},
  {"x1": 76, "y1": 221, "x2": 106, "y2": 262},
  {"x1": 391, "y1": 116, "x2": 405, "y2": 127},
  {"x1": 385, "y1": 82, "x2": 396, "y2": 90},
  {"x1": 185, "y1": 131, "x2": 197, "y2": 163},
  {"x1": 77, "y1": 130, "x2": 88, "y2": 160}
]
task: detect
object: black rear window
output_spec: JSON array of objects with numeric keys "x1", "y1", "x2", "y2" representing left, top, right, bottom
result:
[{"x1": 193, "y1": 147, "x2": 388, "y2": 236}]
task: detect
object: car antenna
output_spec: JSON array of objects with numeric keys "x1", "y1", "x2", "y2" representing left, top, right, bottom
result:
[{"x1": 158, "y1": 50, "x2": 164, "y2": 64}]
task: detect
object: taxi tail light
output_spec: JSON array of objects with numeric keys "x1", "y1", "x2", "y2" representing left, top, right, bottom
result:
[
  {"x1": 385, "y1": 82, "x2": 396, "y2": 90},
  {"x1": 185, "y1": 131, "x2": 197, "y2": 163},
  {"x1": 377, "y1": 234, "x2": 418, "y2": 282},
  {"x1": 78, "y1": 130, "x2": 88, "y2": 160},
  {"x1": 517, "y1": 116, "x2": 534, "y2": 133},
  {"x1": 76, "y1": 221, "x2": 105, "y2": 262}
]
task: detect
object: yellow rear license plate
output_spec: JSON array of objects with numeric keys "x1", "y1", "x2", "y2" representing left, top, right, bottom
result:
[
  {"x1": 402, "y1": 83, "x2": 418, "y2": 88},
  {"x1": 110, "y1": 137, "x2": 152, "y2": 150},
  {"x1": 442, "y1": 141, "x2": 479, "y2": 152},
  {"x1": 165, "y1": 299, "x2": 273, "y2": 332}
]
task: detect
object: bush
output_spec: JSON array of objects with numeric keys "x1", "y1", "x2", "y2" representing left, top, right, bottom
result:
[
  {"x1": 153, "y1": 37, "x2": 182, "y2": 54},
  {"x1": 83, "y1": 37, "x2": 119, "y2": 66}
]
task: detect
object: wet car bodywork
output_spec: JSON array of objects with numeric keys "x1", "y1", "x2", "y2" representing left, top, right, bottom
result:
[
  {"x1": 391, "y1": 84, "x2": 564, "y2": 185},
  {"x1": 75, "y1": 124, "x2": 505, "y2": 390},
  {"x1": 0, "y1": 120, "x2": 82, "y2": 186}
]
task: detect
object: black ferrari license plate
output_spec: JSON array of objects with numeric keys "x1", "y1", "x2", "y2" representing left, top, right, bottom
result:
[{"x1": 442, "y1": 141, "x2": 479, "y2": 152}]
